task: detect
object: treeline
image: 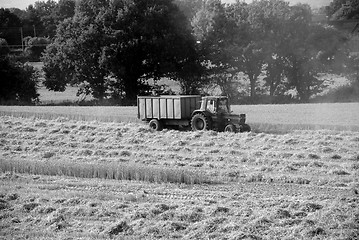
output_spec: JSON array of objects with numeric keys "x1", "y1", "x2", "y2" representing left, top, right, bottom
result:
[{"x1": 1, "y1": 0, "x2": 358, "y2": 105}]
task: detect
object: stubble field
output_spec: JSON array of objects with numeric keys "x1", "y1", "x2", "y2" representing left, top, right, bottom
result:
[{"x1": 0, "y1": 103, "x2": 359, "y2": 239}]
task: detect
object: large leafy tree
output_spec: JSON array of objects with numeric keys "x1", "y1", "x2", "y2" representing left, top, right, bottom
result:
[
  {"x1": 0, "y1": 8, "x2": 22, "y2": 46},
  {"x1": 102, "y1": 0, "x2": 201, "y2": 100},
  {"x1": 194, "y1": 0, "x2": 348, "y2": 103},
  {"x1": 24, "y1": 1, "x2": 58, "y2": 37},
  {"x1": 325, "y1": 0, "x2": 359, "y2": 20},
  {"x1": 192, "y1": 0, "x2": 246, "y2": 99},
  {"x1": 52, "y1": 0, "x2": 76, "y2": 23},
  {"x1": 174, "y1": 0, "x2": 204, "y2": 21},
  {"x1": 43, "y1": 0, "x2": 201, "y2": 102},
  {"x1": 42, "y1": 0, "x2": 110, "y2": 100},
  {"x1": 19, "y1": 0, "x2": 75, "y2": 39},
  {"x1": 244, "y1": 0, "x2": 291, "y2": 98},
  {"x1": 193, "y1": 0, "x2": 280, "y2": 101},
  {"x1": 282, "y1": 4, "x2": 348, "y2": 102}
]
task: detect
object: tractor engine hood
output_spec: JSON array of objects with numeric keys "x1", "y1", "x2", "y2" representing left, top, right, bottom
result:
[{"x1": 224, "y1": 113, "x2": 246, "y2": 124}]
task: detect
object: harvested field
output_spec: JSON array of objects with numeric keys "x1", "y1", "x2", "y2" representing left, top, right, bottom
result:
[
  {"x1": 1, "y1": 102, "x2": 359, "y2": 132},
  {"x1": 0, "y1": 114, "x2": 358, "y2": 239}
]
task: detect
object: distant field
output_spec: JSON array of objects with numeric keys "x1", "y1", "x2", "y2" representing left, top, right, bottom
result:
[
  {"x1": 37, "y1": 86, "x2": 87, "y2": 104},
  {"x1": 1, "y1": 102, "x2": 358, "y2": 132},
  {"x1": 232, "y1": 103, "x2": 359, "y2": 132}
]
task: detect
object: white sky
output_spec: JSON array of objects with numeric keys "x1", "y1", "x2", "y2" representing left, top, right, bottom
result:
[
  {"x1": 0, "y1": 0, "x2": 332, "y2": 10},
  {"x1": 223, "y1": 0, "x2": 332, "y2": 8}
]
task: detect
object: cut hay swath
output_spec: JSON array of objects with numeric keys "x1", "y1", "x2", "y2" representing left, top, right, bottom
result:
[{"x1": 0, "y1": 159, "x2": 210, "y2": 184}]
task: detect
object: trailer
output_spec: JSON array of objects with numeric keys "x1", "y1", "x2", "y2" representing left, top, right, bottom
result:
[
  {"x1": 137, "y1": 95, "x2": 201, "y2": 130},
  {"x1": 137, "y1": 95, "x2": 250, "y2": 132}
]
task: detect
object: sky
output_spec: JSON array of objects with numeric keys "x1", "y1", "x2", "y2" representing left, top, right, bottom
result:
[
  {"x1": 223, "y1": 0, "x2": 332, "y2": 9},
  {"x1": 0, "y1": 0, "x2": 332, "y2": 10}
]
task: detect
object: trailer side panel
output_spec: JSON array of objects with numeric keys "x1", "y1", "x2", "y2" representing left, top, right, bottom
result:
[{"x1": 137, "y1": 95, "x2": 201, "y2": 120}]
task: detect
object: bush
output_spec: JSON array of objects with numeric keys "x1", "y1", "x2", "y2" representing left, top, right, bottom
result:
[
  {"x1": 0, "y1": 38, "x2": 10, "y2": 56},
  {"x1": 0, "y1": 56, "x2": 39, "y2": 105},
  {"x1": 24, "y1": 37, "x2": 51, "y2": 61}
]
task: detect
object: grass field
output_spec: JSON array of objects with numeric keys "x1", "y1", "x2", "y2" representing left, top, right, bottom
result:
[
  {"x1": 0, "y1": 114, "x2": 358, "y2": 239},
  {"x1": 0, "y1": 103, "x2": 358, "y2": 239},
  {"x1": 1, "y1": 102, "x2": 359, "y2": 132}
]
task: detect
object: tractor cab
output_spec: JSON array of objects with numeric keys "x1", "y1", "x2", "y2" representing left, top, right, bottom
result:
[{"x1": 201, "y1": 96, "x2": 230, "y2": 115}]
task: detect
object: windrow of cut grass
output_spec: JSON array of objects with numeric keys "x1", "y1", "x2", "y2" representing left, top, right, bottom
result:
[
  {"x1": 0, "y1": 106, "x2": 139, "y2": 123},
  {"x1": 0, "y1": 111, "x2": 139, "y2": 123},
  {"x1": 0, "y1": 159, "x2": 210, "y2": 185}
]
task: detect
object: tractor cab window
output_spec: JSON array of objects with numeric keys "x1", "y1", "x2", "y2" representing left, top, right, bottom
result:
[
  {"x1": 217, "y1": 99, "x2": 229, "y2": 113},
  {"x1": 207, "y1": 99, "x2": 216, "y2": 113}
]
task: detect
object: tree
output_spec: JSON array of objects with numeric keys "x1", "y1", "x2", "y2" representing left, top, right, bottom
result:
[
  {"x1": 0, "y1": 56, "x2": 39, "y2": 104},
  {"x1": 281, "y1": 4, "x2": 345, "y2": 102},
  {"x1": 0, "y1": 8, "x2": 22, "y2": 46},
  {"x1": 103, "y1": 0, "x2": 201, "y2": 100},
  {"x1": 174, "y1": 0, "x2": 204, "y2": 21},
  {"x1": 24, "y1": 37, "x2": 51, "y2": 61},
  {"x1": 42, "y1": 0, "x2": 110, "y2": 100},
  {"x1": 24, "y1": 1, "x2": 58, "y2": 37},
  {"x1": 52, "y1": 0, "x2": 76, "y2": 22},
  {"x1": 236, "y1": 42, "x2": 265, "y2": 99},
  {"x1": 264, "y1": 55, "x2": 286, "y2": 97},
  {"x1": 43, "y1": 0, "x2": 200, "y2": 103},
  {"x1": 241, "y1": 0, "x2": 290, "y2": 99},
  {"x1": 191, "y1": 0, "x2": 245, "y2": 99},
  {"x1": 0, "y1": 38, "x2": 10, "y2": 55},
  {"x1": 230, "y1": 0, "x2": 267, "y2": 100},
  {"x1": 325, "y1": 0, "x2": 359, "y2": 20}
]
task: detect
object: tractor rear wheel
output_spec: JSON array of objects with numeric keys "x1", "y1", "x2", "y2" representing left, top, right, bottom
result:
[
  {"x1": 191, "y1": 113, "x2": 210, "y2": 131},
  {"x1": 224, "y1": 124, "x2": 236, "y2": 132},
  {"x1": 149, "y1": 119, "x2": 163, "y2": 131}
]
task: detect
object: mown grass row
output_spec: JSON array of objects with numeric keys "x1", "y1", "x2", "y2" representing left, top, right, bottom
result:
[
  {"x1": 0, "y1": 159, "x2": 211, "y2": 185},
  {"x1": 0, "y1": 111, "x2": 139, "y2": 123}
]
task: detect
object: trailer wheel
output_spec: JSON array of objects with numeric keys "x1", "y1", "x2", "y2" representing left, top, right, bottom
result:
[
  {"x1": 191, "y1": 113, "x2": 210, "y2": 131},
  {"x1": 224, "y1": 124, "x2": 236, "y2": 132},
  {"x1": 149, "y1": 119, "x2": 163, "y2": 131},
  {"x1": 239, "y1": 124, "x2": 251, "y2": 132}
]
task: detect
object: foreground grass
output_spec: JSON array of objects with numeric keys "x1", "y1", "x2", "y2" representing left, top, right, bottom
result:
[{"x1": 1, "y1": 173, "x2": 358, "y2": 240}]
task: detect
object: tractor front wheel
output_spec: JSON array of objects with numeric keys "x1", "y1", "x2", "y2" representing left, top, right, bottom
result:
[
  {"x1": 149, "y1": 119, "x2": 163, "y2": 131},
  {"x1": 191, "y1": 114, "x2": 210, "y2": 131},
  {"x1": 239, "y1": 124, "x2": 251, "y2": 132},
  {"x1": 224, "y1": 124, "x2": 236, "y2": 132}
]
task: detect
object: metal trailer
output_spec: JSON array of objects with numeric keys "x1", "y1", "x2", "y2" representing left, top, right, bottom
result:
[{"x1": 137, "y1": 95, "x2": 201, "y2": 130}]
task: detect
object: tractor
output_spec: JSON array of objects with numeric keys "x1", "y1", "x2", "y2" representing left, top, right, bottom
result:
[{"x1": 137, "y1": 95, "x2": 250, "y2": 133}]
